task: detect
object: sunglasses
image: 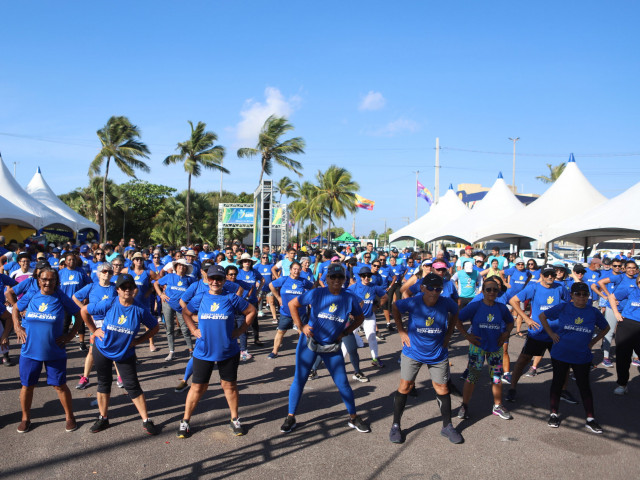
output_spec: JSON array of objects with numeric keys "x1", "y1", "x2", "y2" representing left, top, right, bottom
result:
[
  {"x1": 119, "y1": 285, "x2": 136, "y2": 291},
  {"x1": 227, "y1": 272, "x2": 238, "y2": 276},
  {"x1": 484, "y1": 287, "x2": 500, "y2": 293},
  {"x1": 425, "y1": 286, "x2": 443, "y2": 292},
  {"x1": 542, "y1": 272, "x2": 555, "y2": 277},
  {"x1": 612, "y1": 265, "x2": 622, "y2": 268},
  {"x1": 372, "y1": 264, "x2": 380, "y2": 267},
  {"x1": 476, "y1": 260, "x2": 483, "y2": 264},
  {"x1": 360, "y1": 274, "x2": 372, "y2": 278},
  {"x1": 101, "y1": 270, "x2": 113, "y2": 275},
  {"x1": 436, "y1": 268, "x2": 448, "y2": 272},
  {"x1": 573, "y1": 292, "x2": 589, "y2": 297},
  {"x1": 209, "y1": 276, "x2": 225, "y2": 282},
  {"x1": 527, "y1": 263, "x2": 536, "y2": 266},
  {"x1": 329, "y1": 274, "x2": 346, "y2": 280},
  {"x1": 112, "y1": 264, "x2": 123, "y2": 268}
]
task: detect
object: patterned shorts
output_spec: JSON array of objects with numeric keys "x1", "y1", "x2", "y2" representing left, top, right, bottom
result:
[{"x1": 466, "y1": 344, "x2": 503, "y2": 384}]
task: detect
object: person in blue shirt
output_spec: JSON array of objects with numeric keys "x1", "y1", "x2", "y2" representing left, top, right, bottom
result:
[
  {"x1": 129, "y1": 251, "x2": 159, "y2": 352},
  {"x1": 256, "y1": 254, "x2": 276, "y2": 320},
  {"x1": 381, "y1": 256, "x2": 405, "y2": 331},
  {"x1": 506, "y1": 266, "x2": 572, "y2": 403},
  {"x1": 540, "y1": 282, "x2": 609, "y2": 432},
  {"x1": 268, "y1": 262, "x2": 314, "y2": 359},
  {"x1": 236, "y1": 253, "x2": 264, "y2": 346},
  {"x1": 451, "y1": 261, "x2": 481, "y2": 309},
  {"x1": 58, "y1": 253, "x2": 91, "y2": 352},
  {"x1": 583, "y1": 258, "x2": 602, "y2": 306},
  {"x1": 281, "y1": 263, "x2": 369, "y2": 434},
  {"x1": 155, "y1": 258, "x2": 196, "y2": 361},
  {"x1": 389, "y1": 273, "x2": 462, "y2": 445},
  {"x1": 0, "y1": 273, "x2": 17, "y2": 365},
  {"x1": 88, "y1": 248, "x2": 106, "y2": 282},
  {"x1": 456, "y1": 278, "x2": 514, "y2": 421},
  {"x1": 504, "y1": 258, "x2": 531, "y2": 337},
  {"x1": 6, "y1": 267, "x2": 81, "y2": 433},
  {"x1": 81, "y1": 273, "x2": 159, "y2": 435},
  {"x1": 176, "y1": 265, "x2": 257, "y2": 438},
  {"x1": 299, "y1": 257, "x2": 316, "y2": 285}
]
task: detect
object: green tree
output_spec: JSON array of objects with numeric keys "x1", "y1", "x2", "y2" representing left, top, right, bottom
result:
[
  {"x1": 163, "y1": 121, "x2": 227, "y2": 245},
  {"x1": 90, "y1": 116, "x2": 150, "y2": 242},
  {"x1": 536, "y1": 162, "x2": 566, "y2": 184},
  {"x1": 290, "y1": 180, "x2": 320, "y2": 245},
  {"x1": 236, "y1": 115, "x2": 306, "y2": 187},
  {"x1": 312, "y1": 165, "x2": 359, "y2": 244},
  {"x1": 275, "y1": 176, "x2": 295, "y2": 203}
]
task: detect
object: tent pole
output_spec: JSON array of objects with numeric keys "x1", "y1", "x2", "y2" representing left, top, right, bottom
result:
[{"x1": 583, "y1": 237, "x2": 588, "y2": 263}]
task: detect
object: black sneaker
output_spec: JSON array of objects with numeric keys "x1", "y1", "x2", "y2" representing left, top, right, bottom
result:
[
  {"x1": 90, "y1": 415, "x2": 110, "y2": 433},
  {"x1": 440, "y1": 423, "x2": 464, "y2": 444},
  {"x1": 586, "y1": 419, "x2": 603, "y2": 434},
  {"x1": 177, "y1": 420, "x2": 191, "y2": 438},
  {"x1": 79, "y1": 342, "x2": 89, "y2": 352},
  {"x1": 280, "y1": 415, "x2": 297, "y2": 433},
  {"x1": 308, "y1": 370, "x2": 318, "y2": 380},
  {"x1": 386, "y1": 323, "x2": 395, "y2": 332},
  {"x1": 229, "y1": 418, "x2": 246, "y2": 436},
  {"x1": 17, "y1": 419, "x2": 31, "y2": 433},
  {"x1": 506, "y1": 388, "x2": 517, "y2": 403},
  {"x1": 347, "y1": 415, "x2": 371, "y2": 433},
  {"x1": 143, "y1": 419, "x2": 158, "y2": 435},
  {"x1": 548, "y1": 414, "x2": 560, "y2": 428},
  {"x1": 560, "y1": 390, "x2": 579, "y2": 405},
  {"x1": 3, "y1": 354, "x2": 14, "y2": 367},
  {"x1": 389, "y1": 423, "x2": 403, "y2": 443},
  {"x1": 457, "y1": 403, "x2": 469, "y2": 419}
]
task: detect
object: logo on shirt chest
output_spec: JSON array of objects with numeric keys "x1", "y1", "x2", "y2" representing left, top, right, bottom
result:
[
  {"x1": 135, "y1": 275, "x2": 140, "y2": 280},
  {"x1": 69, "y1": 275, "x2": 75, "y2": 281},
  {"x1": 425, "y1": 316, "x2": 435, "y2": 327},
  {"x1": 329, "y1": 303, "x2": 337, "y2": 313},
  {"x1": 575, "y1": 317, "x2": 584, "y2": 325},
  {"x1": 547, "y1": 296, "x2": 555, "y2": 304},
  {"x1": 102, "y1": 295, "x2": 109, "y2": 300},
  {"x1": 38, "y1": 303, "x2": 48, "y2": 312},
  {"x1": 177, "y1": 281, "x2": 183, "y2": 286},
  {"x1": 365, "y1": 292, "x2": 371, "y2": 299},
  {"x1": 487, "y1": 314, "x2": 494, "y2": 323},
  {"x1": 292, "y1": 283, "x2": 298, "y2": 289},
  {"x1": 211, "y1": 303, "x2": 220, "y2": 312},
  {"x1": 118, "y1": 315, "x2": 127, "y2": 325}
]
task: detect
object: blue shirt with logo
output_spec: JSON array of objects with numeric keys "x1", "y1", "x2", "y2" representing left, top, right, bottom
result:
[
  {"x1": 613, "y1": 286, "x2": 640, "y2": 323},
  {"x1": 348, "y1": 282, "x2": 387, "y2": 317},
  {"x1": 459, "y1": 300, "x2": 511, "y2": 352},
  {"x1": 271, "y1": 275, "x2": 313, "y2": 317},
  {"x1": 297, "y1": 288, "x2": 364, "y2": 344},
  {"x1": 236, "y1": 268, "x2": 263, "y2": 304},
  {"x1": 74, "y1": 283, "x2": 117, "y2": 324},
  {"x1": 505, "y1": 267, "x2": 531, "y2": 297},
  {"x1": 158, "y1": 274, "x2": 195, "y2": 312},
  {"x1": 256, "y1": 263, "x2": 275, "y2": 292},
  {"x1": 516, "y1": 281, "x2": 571, "y2": 341},
  {"x1": 58, "y1": 268, "x2": 91, "y2": 298}
]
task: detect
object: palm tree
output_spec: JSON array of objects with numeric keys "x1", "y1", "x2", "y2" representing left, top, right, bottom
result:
[
  {"x1": 536, "y1": 162, "x2": 566, "y2": 184},
  {"x1": 90, "y1": 116, "x2": 150, "y2": 242},
  {"x1": 290, "y1": 180, "x2": 319, "y2": 245},
  {"x1": 275, "y1": 176, "x2": 295, "y2": 203},
  {"x1": 163, "y1": 121, "x2": 227, "y2": 245},
  {"x1": 236, "y1": 115, "x2": 306, "y2": 187},
  {"x1": 312, "y1": 165, "x2": 359, "y2": 244}
]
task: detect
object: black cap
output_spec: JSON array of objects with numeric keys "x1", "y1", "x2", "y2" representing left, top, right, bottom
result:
[
  {"x1": 422, "y1": 273, "x2": 444, "y2": 288},
  {"x1": 573, "y1": 265, "x2": 587, "y2": 274},
  {"x1": 327, "y1": 263, "x2": 346, "y2": 277},
  {"x1": 602, "y1": 257, "x2": 612, "y2": 265},
  {"x1": 115, "y1": 273, "x2": 136, "y2": 289},
  {"x1": 571, "y1": 282, "x2": 590, "y2": 294},
  {"x1": 206, "y1": 265, "x2": 226, "y2": 278},
  {"x1": 358, "y1": 266, "x2": 372, "y2": 275},
  {"x1": 35, "y1": 260, "x2": 50, "y2": 270}
]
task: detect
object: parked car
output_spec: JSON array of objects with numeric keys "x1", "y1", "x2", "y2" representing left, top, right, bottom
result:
[{"x1": 520, "y1": 249, "x2": 577, "y2": 267}]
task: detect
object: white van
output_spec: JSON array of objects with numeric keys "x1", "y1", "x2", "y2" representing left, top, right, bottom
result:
[{"x1": 589, "y1": 239, "x2": 639, "y2": 258}]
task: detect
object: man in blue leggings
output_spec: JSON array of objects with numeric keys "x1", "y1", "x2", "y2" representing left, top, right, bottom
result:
[{"x1": 282, "y1": 263, "x2": 370, "y2": 433}]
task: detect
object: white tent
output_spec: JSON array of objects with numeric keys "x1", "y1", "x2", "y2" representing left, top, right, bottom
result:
[
  {"x1": 26, "y1": 167, "x2": 99, "y2": 234},
  {"x1": 390, "y1": 185, "x2": 469, "y2": 243},
  {"x1": 474, "y1": 155, "x2": 607, "y2": 245},
  {"x1": 0, "y1": 195, "x2": 38, "y2": 228},
  {"x1": 0, "y1": 157, "x2": 72, "y2": 231},
  {"x1": 423, "y1": 173, "x2": 525, "y2": 244},
  {"x1": 547, "y1": 179, "x2": 640, "y2": 245}
]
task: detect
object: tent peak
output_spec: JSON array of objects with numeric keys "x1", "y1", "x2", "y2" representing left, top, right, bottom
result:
[
  {"x1": 448, "y1": 184, "x2": 453, "y2": 190},
  {"x1": 568, "y1": 153, "x2": 576, "y2": 163},
  {"x1": 37, "y1": 166, "x2": 41, "y2": 174},
  {"x1": 497, "y1": 172, "x2": 503, "y2": 179}
]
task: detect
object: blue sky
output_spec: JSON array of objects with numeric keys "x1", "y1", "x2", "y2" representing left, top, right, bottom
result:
[{"x1": 1, "y1": 1, "x2": 639, "y2": 236}]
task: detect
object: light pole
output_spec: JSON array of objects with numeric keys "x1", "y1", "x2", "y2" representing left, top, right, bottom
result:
[{"x1": 508, "y1": 137, "x2": 520, "y2": 191}]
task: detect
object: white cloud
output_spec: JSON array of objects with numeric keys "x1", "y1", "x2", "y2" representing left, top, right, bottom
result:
[
  {"x1": 359, "y1": 91, "x2": 386, "y2": 111},
  {"x1": 235, "y1": 87, "x2": 302, "y2": 145},
  {"x1": 364, "y1": 117, "x2": 420, "y2": 137}
]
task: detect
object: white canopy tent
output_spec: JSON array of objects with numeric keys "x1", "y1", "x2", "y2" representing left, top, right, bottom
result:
[
  {"x1": 390, "y1": 185, "x2": 469, "y2": 243},
  {"x1": 0, "y1": 195, "x2": 38, "y2": 228},
  {"x1": 25, "y1": 167, "x2": 99, "y2": 234}
]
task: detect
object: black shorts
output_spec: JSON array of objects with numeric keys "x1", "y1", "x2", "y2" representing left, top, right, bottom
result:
[
  {"x1": 192, "y1": 353, "x2": 240, "y2": 384},
  {"x1": 522, "y1": 337, "x2": 553, "y2": 357}
]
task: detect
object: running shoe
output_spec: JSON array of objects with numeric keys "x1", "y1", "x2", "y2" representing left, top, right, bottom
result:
[
  {"x1": 440, "y1": 423, "x2": 464, "y2": 444},
  {"x1": 143, "y1": 419, "x2": 158, "y2": 435},
  {"x1": 371, "y1": 358, "x2": 385, "y2": 368},
  {"x1": 525, "y1": 366, "x2": 537, "y2": 377},
  {"x1": 506, "y1": 388, "x2": 517, "y2": 403},
  {"x1": 3, "y1": 354, "x2": 14, "y2": 366},
  {"x1": 375, "y1": 335, "x2": 383, "y2": 342},
  {"x1": 116, "y1": 376, "x2": 124, "y2": 388},
  {"x1": 560, "y1": 390, "x2": 579, "y2": 405},
  {"x1": 90, "y1": 415, "x2": 110, "y2": 433},
  {"x1": 586, "y1": 419, "x2": 603, "y2": 434},
  {"x1": 293, "y1": 325, "x2": 298, "y2": 331},
  {"x1": 457, "y1": 403, "x2": 469, "y2": 419},
  {"x1": 613, "y1": 385, "x2": 628, "y2": 395},
  {"x1": 548, "y1": 413, "x2": 560, "y2": 428},
  {"x1": 267, "y1": 352, "x2": 278, "y2": 359},
  {"x1": 632, "y1": 358, "x2": 640, "y2": 367},
  {"x1": 165, "y1": 352, "x2": 175, "y2": 362},
  {"x1": 272, "y1": 319, "x2": 278, "y2": 324},
  {"x1": 80, "y1": 342, "x2": 89, "y2": 352},
  {"x1": 65, "y1": 417, "x2": 78, "y2": 433},
  {"x1": 389, "y1": 423, "x2": 403, "y2": 443},
  {"x1": 177, "y1": 420, "x2": 191, "y2": 438},
  {"x1": 175, "y1": 380, "x2": 189, "y2": 393},
  {"x1": 76, "y1": 376, "x2": 90, "y2": 390},
  {"x1": 280, "y1": 415, "x2": 297, "y2": 433},
  {"x1": 386, "y1": 323, "x2": 395, "y2": 332},
  {"x1": 240, "y1": 350, "x2": 253, "y2": 361},
  {"x1": 17, "y1": 419, "x2": 31, "y2": 433},
  {"x1": 601, "y1": 358, "x2": 613, "y2": 368},
  {"x1": 501, "y1": 372, "x2": 512, "y2": 384},
  {"x1": 229, "y1": 418, "x2": 246, "y2": 436},
  {"x1": 492, "y1": 404, "x2": 513, "y2": 420},
  {"x1": 308, "y1": 369, "x2": 318, "y2": 380},
  {"x1": 258, "y1": 310, "x2": 264, "y2": 318},
  {"x1": 352, "y1": 372, "x2": 369, "y2": 383},
  {"x1": 348, "y1": 415, "x2": 371, "y2": 433}
]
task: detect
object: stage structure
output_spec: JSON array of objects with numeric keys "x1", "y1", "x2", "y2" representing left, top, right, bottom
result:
[{"x1": 217, "y1": 203, "x2": 254, "y2": 247}]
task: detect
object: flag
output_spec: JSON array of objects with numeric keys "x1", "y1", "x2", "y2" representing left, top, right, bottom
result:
[
  {"x1": 355, "y1": 194, "x2": 375, "y2": 211},
  {"x1": 417, "y1": 180, "x2": 433, "y2": 205}
]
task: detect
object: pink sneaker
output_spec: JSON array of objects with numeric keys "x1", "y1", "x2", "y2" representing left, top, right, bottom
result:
[{"x1": 75, "y1": 376, "x2": 90, "y2": 390}]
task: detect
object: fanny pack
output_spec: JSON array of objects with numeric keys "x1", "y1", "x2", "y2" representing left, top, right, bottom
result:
[{"x1": 307, "y1": 336, "x2": 341, "y2": 353}]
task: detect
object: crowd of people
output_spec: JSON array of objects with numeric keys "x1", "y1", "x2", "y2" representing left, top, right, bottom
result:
[{"x1": 0, "y1": 234, "x2": 638, "y2": 444}]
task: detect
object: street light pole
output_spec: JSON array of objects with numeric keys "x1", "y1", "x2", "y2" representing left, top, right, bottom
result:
[{"x1": 508, "y1": 137, "x2": 520, "y2": 191}]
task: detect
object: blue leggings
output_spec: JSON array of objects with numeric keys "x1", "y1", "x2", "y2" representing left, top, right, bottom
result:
[
  {"x1": 311, "y1": 332, "x2": 360, "y2": 373},
  {"x1": 183, "y1": 357, "x2": 194, "y2": 382},
  {"x1": 288, "y1": 334, "x2": 356, "y2": 415}
]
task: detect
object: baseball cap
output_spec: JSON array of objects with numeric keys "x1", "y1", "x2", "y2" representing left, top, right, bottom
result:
[
  {"x1": 514, "y1": 257, "x2": 524, "y2": 264},
  {"x1": 465, "y1": 245, "x2": 473, "y2": 251},
  {"x1": 541, "y1": 266, "x2": 556, "y2": 276},
  {"x1": 206, "y1": 265, "x2": 226, "y2": 278},
  {"x1": 52, "y1": 247, "x2": 61, "y2": 253},
  {"x1": 80, "y1": 245, "x2": 89, "y2": 253},
  {"x1": 115, "y1": 274, "x2": 136, "y2": 289},
  {"x1": 573, "y1": 265, "x2": 587, "y2": 274},
  {"x1": 358, "y1": 266, "x2": 372, "y2": 275},
  {"x1": 327, "y1": 263, "x2": 346, "y2": 277},
  {"x1": 35, "y1": 260, "x2": 50, "y2": 270},
  {"x1": 570, "y1": 282, "x2": 590, "y2": 294},
  {"x1": 421, "y1": 259, "x2": 433, "y2": 266},
  {"x1": 422, "y1": 273, "x2": 444, "y2": 288}
]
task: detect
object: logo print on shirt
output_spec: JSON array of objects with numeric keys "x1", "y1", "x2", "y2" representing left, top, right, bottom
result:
[
  {"x1": 365, "y1": 293, "x2": 371, "y2": 299},
  {"x1": 69, "y1": 275, "x2": 75, "y2": 280},
  {"x1": 135, "y1": 275, "x2": 140, "y2": 280},
  {"x1": 177, "y1": 281, "x2": 183, "y2": 286},
  {"x1": 102, "y1": 295, "x2": 109, "y2": 300},
  {"x1": 547, "y1": 296, "x2": 554, "y2": 304},
  {"x1": 211, "y1": 303, "x2": 219, "y2": 312},
  {"x1": 245, "y1": 274, "x2": 250, "y2": 280},
  {"x1": 292, "y1": 283, "x2": 298, "y2": 289},
  {"x1": 575, "y1": 317, "x2": 584, "y2": 325},
  {"x1": 425, "y1": 316, "x2": 435, "y2": 327},
  {"x1": 117, "y1": 315, "x2": 127, "y2": 325},
  {"x1": 519, "y1": 275, "x2": 524, "y2": 280},
  {"x1": 38, "y1": 303, "x2": 48, "y2": 312},
  {"x1": 487, "y1": 314, "x2": 495, "y2": 323},
  {"x1": 329, "y1": 303, "x2": 337, "y2": 313}
]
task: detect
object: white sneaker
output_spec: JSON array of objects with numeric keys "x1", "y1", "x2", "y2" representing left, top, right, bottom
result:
[
  {"x1": 240, "y1": 350, "x2": 253, "y2": 361},
  {"x1": 165, "y1": 352, "x2": 174, "y2": 362},
  {"x1": 613, "y1": 385, "x2": 628, "y2": 395},
  {"x1": 258, "y1": 311, "x2": 264, "y2": 318}
]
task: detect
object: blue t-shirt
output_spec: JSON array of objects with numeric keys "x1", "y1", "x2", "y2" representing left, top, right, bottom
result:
[
  {"x1": 130, "y1": 269, "x2": 152, "y2": 306},
  {"x1": 459, "y1": 301, "x2": 511, "y2": 352},
  {"x1": 58, "y1": 268, "x2": 91, "y2": 298},
  {"x1": 607, "y1": 274, "x2": 637, "y2": 310},
  {"x1": 256, "y1": 263, "x2": 275, "y2": 291},
  {"x1": 48, "y1": 257, "x2": 61, "y2": 269},
  {"x1": 613, "y1": 286, "x2": 640, "y2": 322},
  {"x1": 486, "y1": 255, "x2": 508, "y2": 270},
  {"x1": 158, "y1": 274, "x2": 195, "y2": 312},
  {"x1": 74, "y1": 283, "x2": 117, "y2": 323},
  {"x1": 387, "y1": 264, "x2": 406, "y2": 284},
  {"x1": 348, "y1": 282, "x2": 387, "y2": 317},
  {"x1": 505, "y1": 267, "x2": 531, "y2": 296},
  {"x1": 187, "y1": 292, "x2": 250, "y2": 362},
  {"x1": 17, "y1": 289, "x2": 80, "y2": 361},
  {"x1": 270, "y1": 275, "x2": 313, "y2": 317},
  {"x1": 584, "y1": 269, "x2": 601, "y2": 301},
  {"x1": 395, "y1": 295, "x2": 458, "y2": 364},
  {"x1": 87, "y1": 297, "x2": 157, "y2": 361},
  {"x1": 453, "y1": 270, "x2": 480, "y2": 299},
  {"x1": 516, "y1": 282, "x2": 571, "y2": 341},
  {"x1": 12, "y1": 276, "x2": 39, "y2": 299},
  {"x1": 299, "y1": 269, "x2": 315, "y2": 283},
  {"x1": 297, "y1": 288, "x2": 364, "y2": 344},
  {"x1": 0, "y1": 273, "x2": 17, "y2": 307},
  {"x1": 236, "y1": 268, "x2": 263, "y2": 304},
  {"x1": 545, "y1": 302, "x2": 608, "y2": 364},
  {"x1": 528, "y1": 269, "x2": 541, "y2": 282}
]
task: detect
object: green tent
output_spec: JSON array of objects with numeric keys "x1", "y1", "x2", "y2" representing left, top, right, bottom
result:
[{"x1": 334, "y1": 232, "x2": 359, "y2": 243}]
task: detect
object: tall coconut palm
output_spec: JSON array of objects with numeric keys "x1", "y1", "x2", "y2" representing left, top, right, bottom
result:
[
  {"x1": 312, "y1": 165, "x2": 359, "y2": 244},
  {"x1": 536, "y1": 162, "x2": 566, "y2": 184},
  {"x1": 236, "y1": 115, "x2": 306, "y2": 187},
  {"x1": 276, "y1": 176, "x2": 295, "y2": 203},
  {"x1": 90, "y1": 116, "x2": 150, "y2": 242},
  {"x1": 290, "y1": 180, "x2": 318, "y2": 245},
  {"x1": 163, "y1": 121, "x2": 227, "y2": 245}
]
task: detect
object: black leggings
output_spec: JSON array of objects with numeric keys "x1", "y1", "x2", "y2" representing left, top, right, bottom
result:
[
  {"x1": 384, "y1": 283, "x2": 402, "y2": 311},
  {"x1": 550, "y1": 358, "x2": 593, "y2": 418},
  {"x1": 93, "y1": 347, "x2": 143, "y2": 399},
  {"x1": 615, "y1": 318, "x2": 640, "y2": 386}
]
